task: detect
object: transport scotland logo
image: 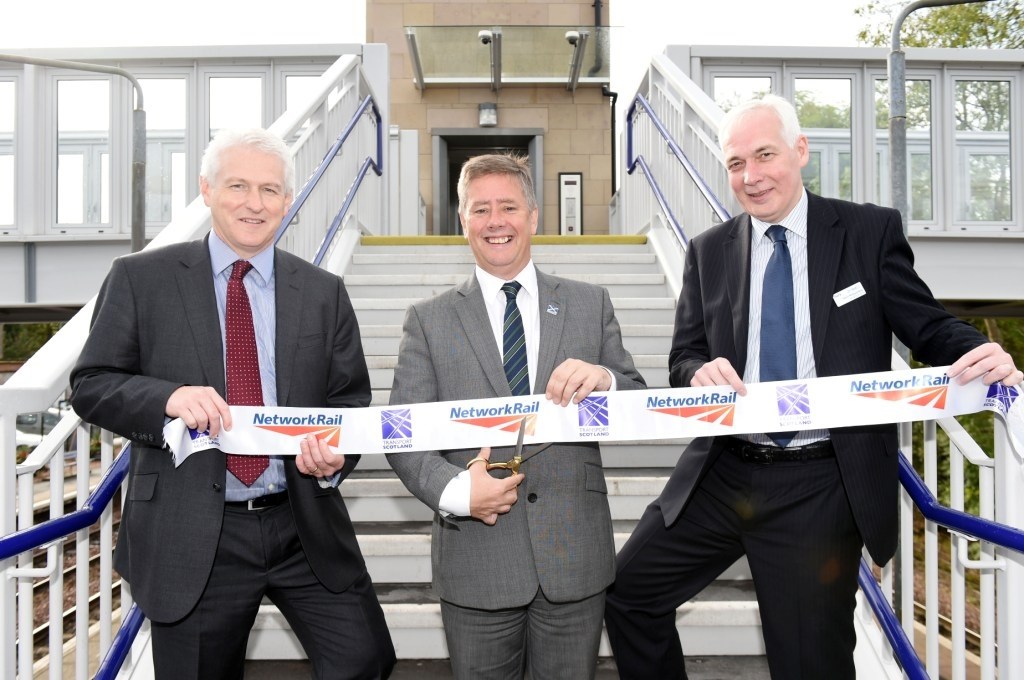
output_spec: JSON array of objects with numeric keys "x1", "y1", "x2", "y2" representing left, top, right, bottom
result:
[
  {"x1": 984, "y1": 383, "x2": 1019, "y2": 415},
  {"x1": 382, "y1": 409, "x2": 412, "y2": 440},
  {"x1": 646, "y1": 390, "x2": 737, "y2": 426},
  {"x1": 578, "y1": 396, "x2": 609, "y2": 427},
  {"x1": 776, "y1": 384, "x2": 811, "y2": 419}
]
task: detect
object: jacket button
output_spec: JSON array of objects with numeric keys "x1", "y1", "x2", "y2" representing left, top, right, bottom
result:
[
  {"x1": 212, "y1": 483, "x2": 223, "y2": 492},
  {"x1": 527, "y1": 493, "x2": 538, "y2": 503}
]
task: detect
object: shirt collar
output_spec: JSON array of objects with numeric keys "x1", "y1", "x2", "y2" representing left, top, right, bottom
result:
[
  {"x1": 208, "y1": 231, "x2": 275, "y2": 283},
  {"x1": 750, "y1": 189, "x2": 808, "y2": 241},
  {"x1": 474, "y1": 261, "x2": 538, "y2": 302}
]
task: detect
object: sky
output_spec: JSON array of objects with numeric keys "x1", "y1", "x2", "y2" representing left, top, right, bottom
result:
[{"x1": 3, "y1": 0, "x2": 871, "y2": 98}]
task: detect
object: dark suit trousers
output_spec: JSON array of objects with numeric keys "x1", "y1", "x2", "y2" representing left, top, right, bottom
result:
[
  {"x1": 605, "y1": 443, "x2": 863, "y2": 680},
  {"x1": 150, "y1": 500, "x2": 395, "y2": 680}
]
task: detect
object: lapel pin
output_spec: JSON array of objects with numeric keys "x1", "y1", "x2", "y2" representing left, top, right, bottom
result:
[{"x1": 547, "y1": 304, "x2": 559, "y2": 316}]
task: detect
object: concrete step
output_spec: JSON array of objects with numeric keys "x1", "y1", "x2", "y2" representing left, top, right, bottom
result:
[
  {"x1": 352, "y1": 296, "x2": 677, "y2": 326},
  {"x1": 247, "y1": 581, "x2": 765, "y2": 661},
  {"x1": 343, "y1": 273, "x2": 669, "y2": 300},
  {"x1": 342, "y1": 468, "x2": 672, "y2": 523},
  {"x1": 350, "y1": 251, "x2": 658, "y2": 275}
]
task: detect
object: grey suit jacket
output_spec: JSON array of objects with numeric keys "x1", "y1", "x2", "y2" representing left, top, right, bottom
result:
[
  {"x1": 387, "y1": 270, "x2": 646, "y2": 609},
  {"x1": 70, "y1": 236, "x2": 371, "y2": 623},
  {"x1": 661, "y1": 193, "x2": 989, "y2": 564}
]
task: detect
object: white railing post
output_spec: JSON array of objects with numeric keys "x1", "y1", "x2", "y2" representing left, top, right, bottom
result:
[{"x1": 995, "y1": 417, "x2": 1024, "y2": 678}]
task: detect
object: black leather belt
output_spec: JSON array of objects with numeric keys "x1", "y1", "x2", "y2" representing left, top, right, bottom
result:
[
  {"x1": 722, "y1": 437, "x2": 835, "y2": 464},
  {"x1": 225, "y1": 490, "x2": 288, "y2": 511}
]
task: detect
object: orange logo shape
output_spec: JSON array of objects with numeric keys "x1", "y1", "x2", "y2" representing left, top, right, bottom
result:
[
  {"x1": 452, "y1": 413, "x2": 537, "y2": 434},
  {"x1": 254, "y1": 424, "x2": 343, "y2": 447},
  {"x1": 854, "y1": 385, "x2": 947, "y2": 410},
  {"x1": 649, "y1": 404, "x2": 735, "y2": 427}
]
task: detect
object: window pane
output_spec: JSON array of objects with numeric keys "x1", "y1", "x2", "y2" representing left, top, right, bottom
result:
[
  {"x1": 140, "y1": 78, "x2": 187, "y2": 225},
  {"x1": 209, "y1": 77, "x2": 262, "y2": 136},
  {"x1": 713, "y1": 76, "x2": 772, "y2": 111},
  {"x1": 954, "y1": 79, "x2": 1011, "y2": 223},
  {"x1": 796, "y1": 78, "x2": 851, "y2": 200},
  {"x1": 57, "y1": 79, "x2": 110, "y2": 226},
  {"x1": 0, "y1": 80, "x2": 13, "y2": 227},
  {"x1": 802, "y1": 151, "x2": 822, "y2": 194}
]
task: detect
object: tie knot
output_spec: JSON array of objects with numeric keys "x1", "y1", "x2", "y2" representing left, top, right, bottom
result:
[
  {"x1": 230, "y1": 260, "x2": 254, "y2": 281},
  {"x1": 500, "y1": 281, "x2": 522, "y2": 301},
  {"x1": 766, "y1": 225, "x2": 788, "y2": 245}
]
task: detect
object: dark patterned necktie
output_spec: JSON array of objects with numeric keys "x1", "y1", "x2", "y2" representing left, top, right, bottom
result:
[
  {"x1": 500, "y1": 281, "x2": 530, "y2": 396},
  {"x1": 760, "y1": 226, "x2": 797, "y2": 447},
  {"x1": 225, "y1": 260, "x2": 269, "y2": 485}
]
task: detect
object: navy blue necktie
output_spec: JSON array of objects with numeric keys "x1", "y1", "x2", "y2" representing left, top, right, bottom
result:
[
  {"x1": 760, "y1": 225, "x2": 797, "y2": 447},
  {"x1": 501, "y1": 281, "x2": 530, "y2": 396}
]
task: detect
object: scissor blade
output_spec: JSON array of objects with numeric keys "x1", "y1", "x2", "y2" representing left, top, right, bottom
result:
[{"x1": 514, "y1": 418, "x2": 527, "y2": 458}]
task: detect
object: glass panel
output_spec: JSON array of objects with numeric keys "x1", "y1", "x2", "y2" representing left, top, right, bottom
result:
[
  {"x1": 802, "y1": 150, "x2": 822, "y2": 194},
  {"x1": 795, "y1": 78, "x2": 851, "y2": 201},
  {"x1": 285, "y1": 75, "x2": 322, "y2": 137},
  {"x1": 954, "y1": 79, "x2": 1011, "y2": 223},
  {"x1": 712, "y1": 77, "x2": 772, "y2": 111},
  {"x1": 57, "y1": 79, "x2": 110, "y2": 226},
  {"x1": 209, "y1": 77, "x2": 262, "y2": 136},
  {"x1": 407, "y1": 26, "x2": 610, "y2": 80},
  {"x1": 873, "y1": 79, "x2": 932, "y2": 222},
  {"x1": 0, "y1": 80, "x2": 13, "y2": 227},
  {"x1": 140, "y1": 78, "x2": 187, "y2": 226}
]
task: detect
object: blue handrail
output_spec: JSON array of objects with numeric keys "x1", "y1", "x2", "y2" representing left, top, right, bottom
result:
[
  {"x1": 625, "y1": 92, "x2": 732, "y2": 249},
  {"x1": 93, "y1": 603, "x2": 145, "y2": 679},
  {"x1": 857, "y1": 560, "x2": 929, "y2": 679},
  {"x1": 0, "y1": 446, "x2": 129, "y2": 561}
]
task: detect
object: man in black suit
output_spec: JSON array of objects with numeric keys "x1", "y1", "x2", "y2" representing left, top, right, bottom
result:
[
  {"x1": 604, "y1": 95, "x2": 1021, "y2": 679},
  {"x1": 71, "y1": 128, "x2": 395, "y2": 679}
]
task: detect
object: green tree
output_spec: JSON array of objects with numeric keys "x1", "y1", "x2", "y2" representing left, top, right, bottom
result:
[
  {"x1": 2, "y1": 323, "x2": 63, "y2": 361},
  {"x1": 856, "y1": 0, "x2": 1024, "y2": 49}
]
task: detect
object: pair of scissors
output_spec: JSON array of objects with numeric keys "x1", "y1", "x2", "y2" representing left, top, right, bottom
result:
[{"x1": 485, "y1": 418, "x2": 527, "y2": 474}]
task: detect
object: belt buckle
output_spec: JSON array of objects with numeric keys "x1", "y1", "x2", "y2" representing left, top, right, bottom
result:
[
  {"x1": 246, "y1": 498, "x2": 261, "y2": 511},
  {"x1": 762, "y1": 447, "x2": 775, "y2": 464}
]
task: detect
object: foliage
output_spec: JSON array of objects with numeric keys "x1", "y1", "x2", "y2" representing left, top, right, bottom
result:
[
  {"x1": 1, "y1": 323, "x2": 62, "y2": 360},
  {"x1": 856, "y1": 0, "x2": 1024, "y2": 49}
]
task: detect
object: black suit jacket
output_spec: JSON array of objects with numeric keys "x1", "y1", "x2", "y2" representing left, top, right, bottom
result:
[
  {"x1": 661, "y1": 193, "x2": 987, "y2": 564},
  {"x1": 70, "y1": 237, "x2": 371, "y2": 623}
]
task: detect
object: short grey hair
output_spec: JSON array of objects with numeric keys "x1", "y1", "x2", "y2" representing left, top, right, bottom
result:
[
  {"x1": 718, "y1": 94, "x2": 803, "y2": 152},
  {"x1": 457, "y1": 154, "x2": 537, "y2": 216},
  {"x1": 200, "y1": 128, "x2": 296, "y2": 195}
]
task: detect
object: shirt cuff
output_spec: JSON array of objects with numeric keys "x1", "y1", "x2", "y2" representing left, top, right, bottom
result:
[
  {"x1": 601, "y1": 366, "x2": 617, "y2": 391},
  {"x1": 438, "y1": 469, "x2": 472, "y2": 517}
]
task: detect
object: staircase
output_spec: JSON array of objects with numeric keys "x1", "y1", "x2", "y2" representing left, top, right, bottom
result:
[{"x1": 244, "y1": 235, "x2": 768, "y2": 675}]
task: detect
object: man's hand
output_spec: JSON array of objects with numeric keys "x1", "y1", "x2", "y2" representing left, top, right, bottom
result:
[
  {"x1": 469, "y1": 447, "x2": 524, "y2": 525},
  {"x1": 545, "y1": 358, "x2": 612, "y2": 406},
  {"x1": 166, "y1": 386, "x2": 232, "y2": 437},
  {"x1": 690, "y1": 357, "x2": 748, "y2": 395},
  {"x1": 949, "y1": 342, "x2": 1024, "y2": 387},
  {"x1": 297, "y1": 434, "x2": 346, "y2": 478}
]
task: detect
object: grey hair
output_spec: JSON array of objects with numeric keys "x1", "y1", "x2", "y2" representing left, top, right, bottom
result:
[
  {"x1": 200, "y1": 128, "x2": 296, "y2": 195},
  {"x1": 718, "y1": 94, "x2": 803, "y2": 151},
  {"x1": 457, "y1": 153, "x2": 537, "y2": 216}
]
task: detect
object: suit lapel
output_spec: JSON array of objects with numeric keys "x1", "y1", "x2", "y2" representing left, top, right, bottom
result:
[
  {"x1": 176, "y1": 237, "x2": 225, "y2": 395},
  {"x1": 805, "y1": 194, "x2": 844, "y2": 366},
  {"x1": 534, "y1": 271, "x2": 564, "y2": 391},
  {"x1": 724, "y1": 216, "x2": 752, "y2": 371},
  {"x1": 454, "y1": 276, "x2": 511, "y2": 396},
  {"x1": 274, "y1": 250, "x2": 303, "y2": 406}
]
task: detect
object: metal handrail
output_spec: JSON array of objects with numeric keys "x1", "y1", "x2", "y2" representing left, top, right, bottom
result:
[
  {"x1": 625, "y1": 92, "x2": 731, "y2": 249},
  {"x1": 858, "y1": 560, "x2": 929, "y2": 679}
]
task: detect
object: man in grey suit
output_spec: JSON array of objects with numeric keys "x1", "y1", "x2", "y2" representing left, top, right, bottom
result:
[
  {"x1": 605, "y1": 95, "x2": 1022, "y2": 679},
  {"x1": 71, "y1": 128, "x2": 395, "y2": 679},
  {"x1": 387, "y1": 154, "x2": 646, "y2": 679}
]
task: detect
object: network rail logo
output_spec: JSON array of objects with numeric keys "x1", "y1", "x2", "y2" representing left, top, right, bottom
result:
[
  {"x1": 252, "y1": 412, "x2": 344, "y2": 446},
  {"x1": 646, "y1": 390, "x2": 737, "y2": 426},
  {"x1": 850, "y1": 373, "x2": 949, "y2": 409},
  {"x1": 449, "y1": 400, "x2": 540, "y2": 434},
  {"x1": 578, "y1": 396, "x2": 610, "y2": 438},
  {"x1": 381, "y1": 409, "x2": 414, "y2": 451}
]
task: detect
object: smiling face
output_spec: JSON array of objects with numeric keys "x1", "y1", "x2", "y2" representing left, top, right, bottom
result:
[
  {"x1": 200, "y1": 145, "x2": 293, "y2": 259},
  {"x1": 460, "y1": 172, "x2": 538, "y2": 279},
  {"x1": 722, "y1": 107, "x2": 809, "y2": 225}
]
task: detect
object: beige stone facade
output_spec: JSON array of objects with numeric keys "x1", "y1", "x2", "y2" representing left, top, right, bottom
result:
[{"x1": 367, "y1": 0, "x2": 612, "y2": 235}]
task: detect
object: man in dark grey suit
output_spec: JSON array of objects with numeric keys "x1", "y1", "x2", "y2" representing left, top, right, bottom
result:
[
  {"x1": 71, "y1": 128, "x2": 395, "y2": 679},
  {"x1": 387, "y1": 154, "x2": 646, "y2": 679},
  {"x1": 605, "y1": 95, "x2": 1022, "y2": 679}
]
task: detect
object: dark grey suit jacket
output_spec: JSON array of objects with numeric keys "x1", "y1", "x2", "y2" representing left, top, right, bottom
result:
[
  {"x1": 70, "y1": 236, "x2": 371, "y2": 623},
  {"x1": 661, "y1": 193, "x2": 988, "y2": 564},
  {"x1": 387, "y1": 270, "x2": 646, "y2": 609}
]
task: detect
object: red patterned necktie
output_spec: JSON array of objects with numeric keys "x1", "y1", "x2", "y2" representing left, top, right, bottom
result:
[{"x1": 225, "y1": 260, "x2": 269, "y2": 485}]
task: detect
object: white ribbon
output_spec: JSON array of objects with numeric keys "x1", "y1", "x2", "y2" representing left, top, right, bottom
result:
[{"x1": 163, "y1": 367, "x2": 1024, "y2": 468}]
